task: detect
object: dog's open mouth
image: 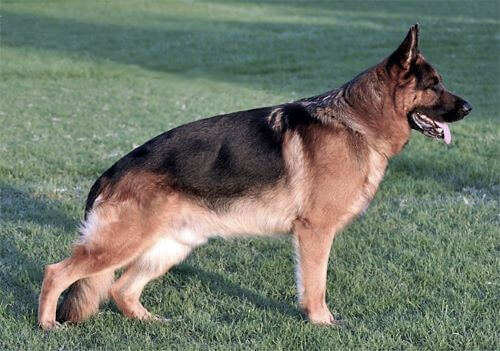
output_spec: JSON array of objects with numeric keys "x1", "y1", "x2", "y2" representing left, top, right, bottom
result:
[{"x1": 409, "y1": 112, "x2": 451, "y2": 144}]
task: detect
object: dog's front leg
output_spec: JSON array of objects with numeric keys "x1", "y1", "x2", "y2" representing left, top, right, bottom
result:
[{"x1": 293, "y1": 218, "x2": 337, "y2": 325}]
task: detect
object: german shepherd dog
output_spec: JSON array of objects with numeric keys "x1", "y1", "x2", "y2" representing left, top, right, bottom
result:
[{"x1": 38, "y1": 24, "x2": 471, "y2": 329}]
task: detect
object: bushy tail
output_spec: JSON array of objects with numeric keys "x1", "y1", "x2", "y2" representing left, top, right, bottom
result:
[{"x1": 56, "y1": 271, "x2": 115, "y2": 323}]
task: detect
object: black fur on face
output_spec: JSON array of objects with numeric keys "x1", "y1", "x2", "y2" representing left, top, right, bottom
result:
[
  {"x1": 411, "y1": 95, "x2": 471, "y2": 123},
  {"x1": 406, "y1": 60, "x2": 471, "y2": 142},
  {"x1": 411, "y1": 61, "x2": 472, "y2": 123}
]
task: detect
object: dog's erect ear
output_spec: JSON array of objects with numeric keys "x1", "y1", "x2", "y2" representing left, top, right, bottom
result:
[{"x1": 388, "y1": 24, "x2": 420, "y2": 72}]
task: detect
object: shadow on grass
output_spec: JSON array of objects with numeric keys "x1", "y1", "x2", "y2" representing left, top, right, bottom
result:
[
  {"x1": 0, "y1": 183, "x2": 77, "y2": 232},
  {"x1": 173, "y1": 264, "x2": 302, "y2": 321},
  {"x1": 2, "y1": 4, "x2": 493, "y2": 90},
  {"x1": 389, "y1": 152, "x2": 496, "y2": 194},
  {"x1": 0, "y1": 183, "x2": 77, "y2": 319},
  {"x1": 1, "y1": 10, "x2": 398, "y2": 94},
  {"x1": 0, "y1": 240, "x2": 41, "y2": 318}
]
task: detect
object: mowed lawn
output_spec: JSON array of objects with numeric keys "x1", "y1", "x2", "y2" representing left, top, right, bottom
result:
[{"x1": 0, "y1": 0, "x2": 499, "y2": 349}]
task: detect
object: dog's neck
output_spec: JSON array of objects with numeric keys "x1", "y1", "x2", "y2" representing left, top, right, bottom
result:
[{"x1": 303, "y1": 66, "x2": 411, "y2": 158}]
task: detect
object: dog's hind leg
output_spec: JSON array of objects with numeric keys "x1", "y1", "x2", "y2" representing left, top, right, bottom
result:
[
  {"x1": 110, "y1": 237, "x2": 194, "y2": 320},
  {"x1": 38, "y1": 249, "x2": 138, "y2": 330},
  {"x1": 38, "y1": 202, "x2": 159, "y2": 330}
]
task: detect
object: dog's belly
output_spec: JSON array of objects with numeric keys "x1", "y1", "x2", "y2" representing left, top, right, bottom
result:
[
  {"x1": 214, "y1": 196, "x2": 298, "y2": 237},
  {"x1": 180, "y1": 193, "x2": 297, "y2": 240},
  {"x1": 150, "y1": 183, "x2": 300, "y2": 254}
]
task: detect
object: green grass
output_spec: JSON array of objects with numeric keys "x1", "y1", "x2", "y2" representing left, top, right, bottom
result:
[{"x1": 1, "y1": 0, "x2": 499, "y2": 349}]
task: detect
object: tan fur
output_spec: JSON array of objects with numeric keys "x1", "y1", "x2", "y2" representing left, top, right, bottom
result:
[
  {"x1": 110, "y1": 237, "x2": 193, "y2": 320},
  {"x1": 267, "y1": 108, "x2": 284, "y2": 131}
]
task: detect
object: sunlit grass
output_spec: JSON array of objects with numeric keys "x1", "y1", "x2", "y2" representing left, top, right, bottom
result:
[{"x1": 0, "y1": 0, "x2": 498, "y2": 350}]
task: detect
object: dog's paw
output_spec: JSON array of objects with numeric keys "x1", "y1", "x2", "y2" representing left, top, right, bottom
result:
[
  {"x1": 307, "y1": 309, "x2": 340, "y2": 326},
  {"x1": 39, "y1": 320, "x2": 63, "y2": 331}
]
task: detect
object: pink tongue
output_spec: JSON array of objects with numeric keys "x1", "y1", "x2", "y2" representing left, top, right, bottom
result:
[{"x1": 435, "y1": 121, "x2": 451, "y2": 144}]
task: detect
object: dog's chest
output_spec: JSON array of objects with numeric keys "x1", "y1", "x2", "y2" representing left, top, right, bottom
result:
[
  {"x1": 334, "y1": 148, "x2": 388, "y2": 228},
  {"x1": 357, "y1": 148, "x2": 388, "y2": 215}
]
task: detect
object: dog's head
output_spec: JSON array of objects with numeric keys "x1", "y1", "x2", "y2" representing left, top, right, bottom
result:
[{"x1": 386, "y1": 24, "x2": 472, "y2": 144}]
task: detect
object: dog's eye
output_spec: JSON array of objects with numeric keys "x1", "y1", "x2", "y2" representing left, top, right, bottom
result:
[{"x1": 426, "y1": 77, "x2": 439, "y2": 91}]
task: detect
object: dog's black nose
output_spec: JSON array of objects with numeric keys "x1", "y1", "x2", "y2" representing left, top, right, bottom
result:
[{"x1": 462, "y1": 101, "x2": 472, "y2": 116}]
